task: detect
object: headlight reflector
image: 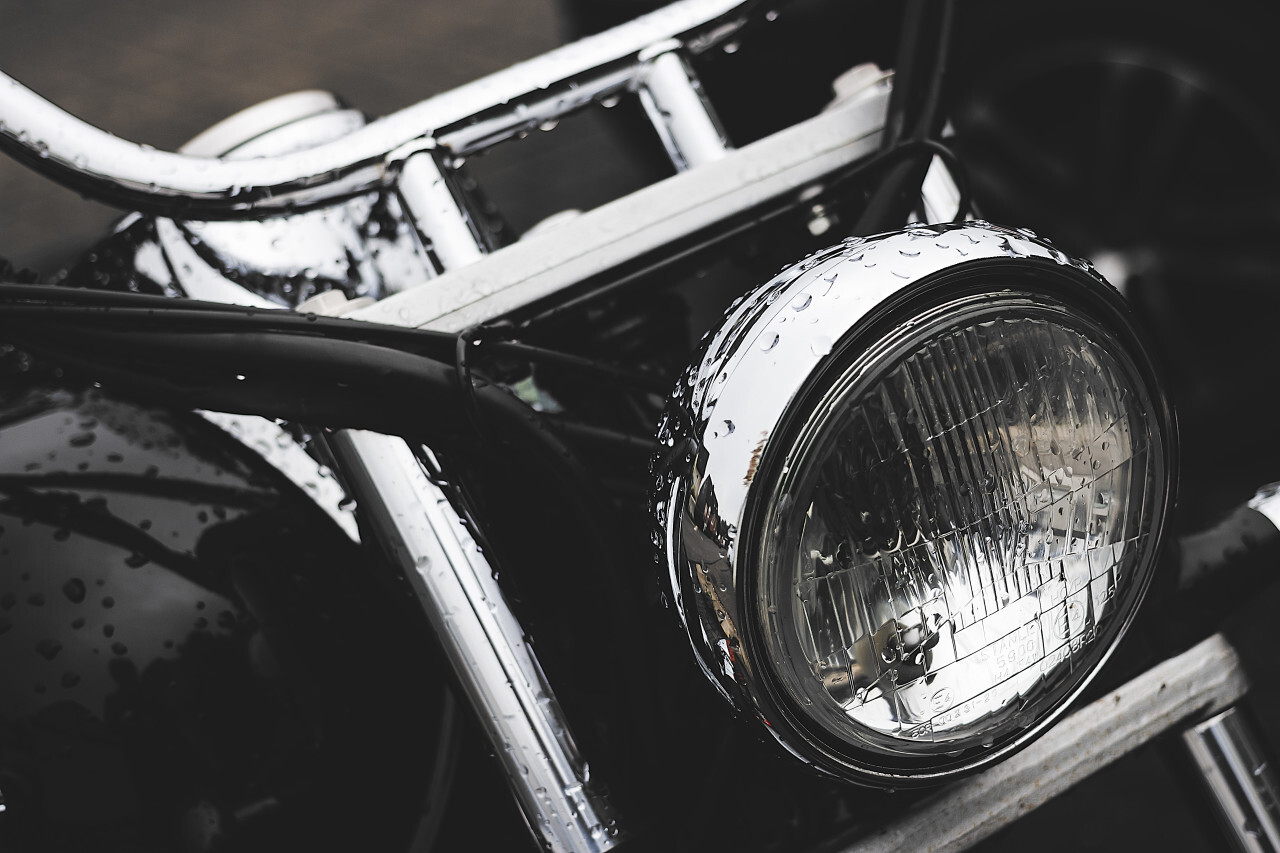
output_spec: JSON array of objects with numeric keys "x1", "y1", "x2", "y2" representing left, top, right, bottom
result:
[{"x1": 762, "y1": 302, "x2": 1157, "y2": 755}]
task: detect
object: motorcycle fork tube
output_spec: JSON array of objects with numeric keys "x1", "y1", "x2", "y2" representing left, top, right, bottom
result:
[
  {"x1": 326, "y1": 433, "x2": 621, "y2": 852},
  {"x1": 333, "y1": 143, "x2": 625, "y2": 853},
  {"x1": 366, "y1": 52, "x2": 731, "y2": 847}
]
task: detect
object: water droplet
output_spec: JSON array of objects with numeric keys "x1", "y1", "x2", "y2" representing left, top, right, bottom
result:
[
  {"x1": 36, "y1": 638, "x2": 63, "y2": 661},
  {"x1": 810, "y1": 335, "x2": 833, "y2": 356},
  {"x1": 62, "y1": 578, "x2": 86, "y2": 603},
  {"x1": 791, "y1": 293, "x2": 812, "y2": 312},
  {"x1": 68, "y1": 432, "x2": 95, "y2": 448},
  {"x1": 110, "y1": 642, "x2": 128, "y2": 656},
  {"x1": 760, "y1": 333, "x2": 780, "y2": 352},
  {"x1": 103, "y1": 624, "x2": 115, "y2": 638}
]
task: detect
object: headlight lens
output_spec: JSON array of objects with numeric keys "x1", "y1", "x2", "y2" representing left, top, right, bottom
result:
[
  {"x1": 759, "y1": 301, "x2": 1161, "y2": 757},
  {"x1": 656, "y1": 223, "x2": 1175, "y2": 784}
]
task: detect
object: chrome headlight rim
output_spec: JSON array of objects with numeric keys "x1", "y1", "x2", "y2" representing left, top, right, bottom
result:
[{"x1": 656, "y1": 222, "x2": 1177, "y2": 786}]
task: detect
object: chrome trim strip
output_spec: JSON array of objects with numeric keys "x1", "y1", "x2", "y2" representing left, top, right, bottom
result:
[
  {"x1": 327, "y1": 432, "x2": 623, "y2": 852},
  {"x1": 349, "y1": 77, "x2": 891, "y2": 332},
  {"x1": 638, "y1": 49, "x2": 731, "y2": 171},
  {"x1": 196, "y1": 411, "x2": 360, "y2": 543},
  {"x1": 398, "y1": 152, "x2": 485, "y2": 271},
  {"x1": 842, "y1": 634, "x2": 1249, "y2": 853},
  {"x1": 1183, "y1": 706, "x2": 1280, "y2": 853},
  {"x1": 0, "y1": 0, "x2": 755, "y2": 216}
]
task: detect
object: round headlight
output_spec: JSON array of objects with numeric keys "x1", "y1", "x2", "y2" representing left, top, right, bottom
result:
[{"x1": 654, "y1": 222, "x2": 1175, "y2": 785}]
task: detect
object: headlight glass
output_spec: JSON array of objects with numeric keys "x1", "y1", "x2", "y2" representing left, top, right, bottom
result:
[{"x1": 756, "y1": 297, "x2": 1164, "y2": 756}]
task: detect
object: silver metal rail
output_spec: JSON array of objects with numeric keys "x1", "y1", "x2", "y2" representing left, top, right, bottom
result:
[
  {"x1": 350, "y1": 70, "x2": 892, "y2": 332},
  {"x1": 0, "y1": 0, "x2": 755, "y2": 216},
  {"x1": 398, "y1": 152, "x2": 486, "y2": 270},
  {"x1": 326, "y1": 433, "x2": 621, "y2": 852},
  {"x1": 841, "y1": 634, "x2": 1249, "y2": 853},
  {"x1": 637, "y1": 46, "x2": 731, "y2": 170},
  {"x1": 319, "y1": 120, "x2": 641, "y2": 850},
  {"x1": 1184, "y1": 707, "x2": 1280, "y2": 853}
]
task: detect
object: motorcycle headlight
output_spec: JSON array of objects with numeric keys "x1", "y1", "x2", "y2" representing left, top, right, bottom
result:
[{"x1": 654, "y1": 222, "x2": 1175, "y2": 785}]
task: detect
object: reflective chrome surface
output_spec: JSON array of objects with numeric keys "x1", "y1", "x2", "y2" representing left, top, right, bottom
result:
[
  {"x1": 398, "y1": 152, "x2": 485, "y2": 271},
  {"x1": 351, "y1": 74, "x2": 892, "y2": 331},
  {"x1": 1183, "y1": 706, "x2": 1280, "y2": 853},
  {"x1": 195, "y1": 411, "x2": 359, "y2": 542},
  {"x1": 327, "y1": 433, "x2": 622, "y2": 852},
  {"x1": 168, "y1": 93, "x2": 386, "y2": 544},
  {"x1": 653, "y1": 222, "x2": 1176, "y2": 783},
  {"x1": 80, "y1": 70, "x2": 623, "y2": 849},
  {"x1": 638, "y1": 48, "x2": 731, "y2": 171},
  {"x1": 166, "y1": 90, "x2": 431, "y2": 307},
  {"x1": 844, "y1": 634, "x2": 1249, "y2": 852},
  {"x1": 0, "y1": 0, "x2": 755, "y2": 216},
  {"x1": 1248, "y1": 482, "x2": 1280, "y2": 534}
]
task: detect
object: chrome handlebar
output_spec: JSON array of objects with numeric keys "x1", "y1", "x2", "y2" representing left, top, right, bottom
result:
[{"x1": 0, "y1": 0, "x2": 755, "y2": 217}]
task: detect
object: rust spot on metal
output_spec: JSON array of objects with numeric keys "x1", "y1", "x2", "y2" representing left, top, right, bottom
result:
[{"x1": 745, "y1": 434, "x2": 768, "y2": 485}]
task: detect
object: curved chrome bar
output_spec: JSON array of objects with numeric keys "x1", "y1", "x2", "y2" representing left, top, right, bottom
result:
[{"x1": 0, "y1": 0, "x2": 755, "y2": 218}]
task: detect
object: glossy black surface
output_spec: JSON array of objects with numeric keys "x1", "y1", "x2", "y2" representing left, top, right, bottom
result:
[{"x1": 0, "y1": 374, "x2": 452, "y2": 852}]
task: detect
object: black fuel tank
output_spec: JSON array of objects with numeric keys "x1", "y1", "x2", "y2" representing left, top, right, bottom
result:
[{"x1": 0, "y1": 377, "x2": 451, "y2": 852}]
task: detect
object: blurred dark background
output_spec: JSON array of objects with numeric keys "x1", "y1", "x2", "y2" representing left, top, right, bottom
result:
[{"x1": 3, "y1": 1, "x2": 1280, "y2": 851}]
